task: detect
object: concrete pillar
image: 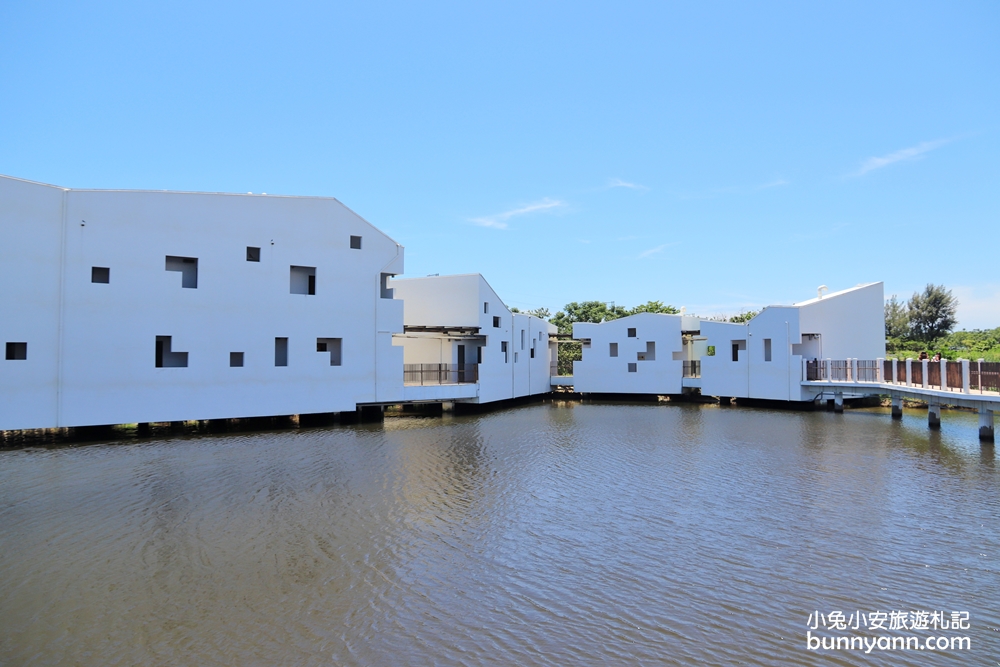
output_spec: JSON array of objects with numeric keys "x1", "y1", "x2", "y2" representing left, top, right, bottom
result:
[
  {"x1": 876, "y1": 357, "x2": 884, "y2": 383},
  {"x1": 834, "y1": 391, "x2": 844, "y2": 413},
  {"x1": 980, "y1": 408, "x2": 995, "y2": 442},
  {"x1": 892, "y1": 358, "x2": 898, "y2": 383},
  {"x1": 824, "y1": 358, "x2": 832, "y2": 382},
  {"x1": 850, "y1": 358, "x2": 858, "y2": 382},
  {"x1": 940, "y1": 359, "x2": 948, "y2": 390},
  {"x1": 137, "y1": 422, "x2": 151, "y2": 436},
  {"x1": 359, "y1": 405, "x2": 384, "y2": 422},
  {"x1": 961, "y1": 359, "x2": 970, "y2": 394},
  {"x1": 922, "y1": 359, "x2": 929, "y2": 389},
  {"x1": 891, "y1": 394, "x2": 902, "y2": 420},
  {"x1": 905, "y1": 359, "x2": 912, "y2": 386},
  {"x1": 928, "y1": 402, "x2": 941, "y2": 429}
]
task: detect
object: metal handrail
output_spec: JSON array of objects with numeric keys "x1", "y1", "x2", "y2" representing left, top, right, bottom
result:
[{"x1": 403, "y1": 363, "x2": 478, "y2": 385}]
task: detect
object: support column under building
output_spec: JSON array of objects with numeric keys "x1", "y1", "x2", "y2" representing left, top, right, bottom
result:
[
  {"x1": 891, "y1": 395, "x2": 902, "y2": 420},
  {"x1": 980, "y1": 408, "x2": 995, "y2": 443},
  {"x1": 928, "y1": 402, "x2": 941, "y2": 429},
  {"x1": 833, "y1": 391, "x2": 844, "y2": 413}
]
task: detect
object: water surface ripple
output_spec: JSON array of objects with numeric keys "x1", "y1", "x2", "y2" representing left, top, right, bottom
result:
[{"x1": 1, "y1": 403, "x2": 997, "y2": 666}]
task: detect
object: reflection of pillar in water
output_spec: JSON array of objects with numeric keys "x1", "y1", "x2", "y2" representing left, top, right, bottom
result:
[
  {"x1": 834, "y1": 391, "x2": 843, "y2": 414},
  {"x1": 928, "y1": 402, "x2": 941, "y2": 429},
  {"x1": 980, "y1": 407, "x2": 995, "y2": 442},
  {"x1": 891, "y1": 394, "x2": 902, "y2": 420}
]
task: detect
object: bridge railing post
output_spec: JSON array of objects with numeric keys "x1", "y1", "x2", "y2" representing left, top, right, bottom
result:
[
  {"x1": 850, "y1": 358, "x2": 858, "y2": 382},
  {"x1": 877, "y1": 357, "x2": 884, "y2": 383},
  {"x1": 825, "y1": 358, "x2": 831, "y2": 382},
  {"x1": 941, "y1": 358, "x2": 948, "y2": 390},
  {"x1": 922, "y1": 359, "x2": 929, "y2": 389},
  {"x1": 962, "y1": 359, "x2": 970, "y2": 394},
  {"x1": 905, "y1": 359, "x2": 912, "y2": 387}
]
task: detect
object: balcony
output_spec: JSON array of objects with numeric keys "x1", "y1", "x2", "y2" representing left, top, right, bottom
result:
[{"x1": 404, "y1": 363, "x2": 478, "y2": 386}]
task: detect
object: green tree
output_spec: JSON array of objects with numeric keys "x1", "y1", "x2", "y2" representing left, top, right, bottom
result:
[
  {"x1": 524, "y1": 307, "x2": 550, "y2": 319},
  {"x1": 728, "y1": 309, "x2": 759, "y2": 324},
  {"x1": 907, "y1": 284, "x2": 958, "y2": 343},
  {"x1": 628, "y1": 300, "x2": 680, "y2": 315},
  {"x1": 884, "y1": 295, "x2": 910, "y2": 339},
  {"x1": 550, "y1": 301, "x2": 628, "y2": 375}
]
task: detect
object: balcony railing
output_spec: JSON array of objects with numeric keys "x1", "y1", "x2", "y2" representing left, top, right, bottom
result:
[
  {"x1": 403, "y1": 363, "x2": 478, "y2": 385},
  {"x1": 682, "y1": 360, "x2": 701, "y2": 378},
  {"x1": 805, "y1": 358, "x2": 1000, "y2": 395}
]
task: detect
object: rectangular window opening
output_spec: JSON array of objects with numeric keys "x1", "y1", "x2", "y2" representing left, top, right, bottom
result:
[
  {"x1": 230, "y1": 352, "x2": 244, "y2": 367},
  {"x1": 350, "y1": 235, "x2": 362, "y2": 250},
  {"x1": 627, "y1": 327, "x2": 637, "y2": 338},
  {"x1": 91, "y1": 266, "x2": 110, "y2": 283},
  {"x1": 530, "y1": 346, "x2": 535, "y2": 358},
  {"x1": 484, "y1": 302, "x2": 489, "y2": 314},
  {"x1": 636, "y1": 341, "x2": 655, "y2": 362},
  {"x1": 275, "y1": 337, "x2": 288, "y2": 366},
  {"x1": 493, "y1": 316, "x2": 501, "y2": 328},
  {"x1": 290, "y1": 266, "x2": 316, "y2": 295},
  {"x1": 246, "y1": 247, "x2": 260, "y2": 262},
  {"x1": 707, "y1": 345, "x2": 716, "y2": 357},
  {"x1": 764, "y1": 338, "x2": 772, "y2": 362},
  {"x1": 628, "y1": 362, "x2": 637, "y2": 373},
  {"x1": 165, "y1": 256, "x2": 198, "y2": 288},
  {"x1": 514, "y1": 352, "x2": 519, "y2": 363},
  {"x1": 732, "y1": 339, "x2": 746, "y2": 362},
  {"x1": 610, "y1": 342, "x2": 618, "y2": 357},
  {"x1": 316, "y1": 338, "x2": 342, "y2": 366},
  {"x1": 154, "y1": 336, "x2": 188, "y2": 368},
  {"x1": 5, "y1": 342, "x2": 27, "y2": 361},
  {"x1": 520, "y1": 330, "x2": 525, "y2": 350},
  {"x1": 501, "y1": 341, "x2": 508, "y2": 363},
  {"x1": 380, "y1": 273, "x2": 395, "y2": 299},
  {"x1": 477, "y1": 346, "x2": 483, "y2": 364}
]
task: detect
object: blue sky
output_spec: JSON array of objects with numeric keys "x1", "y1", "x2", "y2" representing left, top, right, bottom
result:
[{"x1": 2, "y1": 2, "x2": 998, "y2": 326}]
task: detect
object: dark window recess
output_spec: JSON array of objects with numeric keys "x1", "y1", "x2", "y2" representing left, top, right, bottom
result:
[
  {"x1": 230, "y1": 352, "x2": 244, "y2": 367},
  {"x1": 275, "y1": 337, "x2": 288, "y2": 366},
  {"x1": 165, "y1": 256, "x2": 198, "y2": 288},
  {"x1": 247, "y1": 247, "x2": 260, "y2": 262},
  {"x1": 91, "y1": 267, "x2": 110, "y2": 283},
  {"x1": 5, "y1": 342, "x2": 27, "y2": 360},
  {"x1": 764, "y1": 338, "x2": 772, "y2": 362},
  {"x1": 501, "y1": 341, "x2": 509, "y2": 363},
  {"x1": 317, "y1": 338, "x2": 342, "y2": 366},
  {"x1": 154, "y1": 336, "x2": 188, "y2": 367},
  {"x1": 484, "y1": 302, "x2": 489, "y2": 314},
  {"x1": 477, "y1": 346, "x2": 483, "y2": 363},
  {"x1": 381, "y1": 273, "x2": 394, "y2": 299},
  {"x1": 290, "y1": 266, "x2": 316, "y2": 295},
  {"x1": 610, "y1": 342, "x2": 618, "y2": 357},
  {"x1": 628, "y1": 362, "x2": 637, "y2": 373},
  {"x1": 493, "y1": 316, "x2": 501, "y2": 328},
  {"x1": 627, "y1": 328, "x2": 637, "y2": 338},
  {"x1": 530, "y1": 346, "x2": 535, "y2": 358},
  {"x1": 350, "y1": 235, "x2": 362, "y2": 250},
  {"x1": 731, "y1": 340, "x2": 746, "y2": 362}
]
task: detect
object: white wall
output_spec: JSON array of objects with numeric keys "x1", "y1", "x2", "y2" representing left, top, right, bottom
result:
[
  {"x1": 1, "y1": 175, "x2": 406, "y2": 429},
  {"x1": 699, "y1": 320, "x2": 750, "y2": 398},
  {"x1": 797, "y1": 283, "x2": 885, "y2": 361},
  {"x1": 573, "y1": 313, "x2": 684, "y2": 395}
]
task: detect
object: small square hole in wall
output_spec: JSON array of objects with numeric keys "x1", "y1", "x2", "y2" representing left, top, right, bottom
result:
[
  {"x1": 350, "y1": 235, "x2": 362, "y2": 250},
  {"x1": 91, "y1": 267, "x2": 110, "y2": 283},
  {"x1": 230, "y1": 352, "x2": 244, "y2": 367},
  {"x1": 628, "y1": 362, "x2": 637, "y2": 372},
  {"x1": 165, "y1": 256, "x2": 198, "y2": 288},
  {"x1": 627, "y1": 328, "x2": 637, "y2": 338},
  {"x1": 5, "y1": 342, "x2": 27, "y2": 360},
  {"x1": 316, "y1": 338, "x2": 342, "y2": 365},
  {"x1": 247, "y1": 247, "x2": 260, "y2": 262},
  {"x1": 290, "y1": 266, "x2": 316, "y2": 295}
]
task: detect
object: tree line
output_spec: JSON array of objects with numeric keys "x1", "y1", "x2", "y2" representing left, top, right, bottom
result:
[{"x1": 885, "y1": 284, "x2": 999, "y2": 361}]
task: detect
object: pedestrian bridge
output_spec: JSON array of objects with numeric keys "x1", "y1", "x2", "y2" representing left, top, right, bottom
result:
[{"x1": 802, "y1": 358, "x2": 998, "y2": 441}]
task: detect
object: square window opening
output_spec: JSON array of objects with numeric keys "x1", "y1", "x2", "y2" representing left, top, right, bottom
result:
[
  {"x1": 230, "y1": 352, "x2": 244, "y2": 367},
  {"x1": 155, "y1": 336, "x2": 188, "y2": 367},
  {"x1": 628, "y1": 362, "x2": 637, "y2": 373},
  {"x1": 493, "y1": 316, "x2": 501, "y2": 328},
  {"x1": 731, "y1": 339, "x2": 747, "y2": 362},
  {"x1": 627, "y1": 327, "x2": 637, "y2": 338},
  {"x1": 91, "y1": 266, "x2": 110, "y2": 283},
  {"x1": 165, "y1": 256, "x2": 198, "y2": 288},
  {"x1": 5, "y1": 342, "x2": 27, "y2": 361},
  {"x1": 350, "y1": 235, "x2": 362, "y2": 250},
  {"x1": 317, "y1": 337, "x2": 342, "y2": 366},
  {"x1": 290, "y1": 266, "x2": 316, "y2": 295},
  {"x1": 247, "y1": 247, "x2": 261, "y2": 262}
]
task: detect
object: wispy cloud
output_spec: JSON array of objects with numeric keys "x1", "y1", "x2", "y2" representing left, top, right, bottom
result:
[
  {"x1": 469, "y1": 198, "x2": 566, "y2": 230},
  {"x1": 757, "y1": 178, "x2": 789, "y2": 190},
  {"x1": 638, "y1": 242, "x2": 675, "y2": 259},
  {"x1": 852, "y1": 138, "x2": 951, "y2": 177},
  {"x1": 608, "y1": 178, "x2": 649, "y2": 191},
  {"x1": 675, "y1": 178, "x2": 789, "y2": 200}
]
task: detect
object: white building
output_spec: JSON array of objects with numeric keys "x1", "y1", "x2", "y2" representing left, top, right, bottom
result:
[
  {"x1": 1, "y1": 175, "x2": 559, "y2": 432},
  {"x1": 1, "y1": 174, "x2": 406, "y2": 431},
  {"x1": 390, "y1": 274, "x2": 556, "y2": 405},
  {"x1": 573, "y1": 283, "x2": 886, "y2": 403}
]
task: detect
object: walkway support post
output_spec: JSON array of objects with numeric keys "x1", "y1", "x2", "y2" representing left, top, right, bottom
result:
[
  {"x1": 962, "y1": 359, "x2": 971, "y2": 394},
  {"x1": 834, "y1": 391, "x2": 844, "y2": 414},
  {"x1": 905, "y1": 359, "x2": 912, "y2": 387},
  {"x1": 980, "y1": 408, "x2": 995, "y2": 443},
  {"x1": 928, "y1": 402, "x2": 941, "y2": 429},
  {"x1": 922, "y1": 359, "x2": 929, "y2": 389},
  {"x1": 891, "y1": 394, "x2": 902, "y2": 420}
]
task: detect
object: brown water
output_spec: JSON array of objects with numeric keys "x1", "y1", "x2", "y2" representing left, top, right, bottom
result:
[{"x1": 1, "y1": 402, "x2": 997, "y2": 666}]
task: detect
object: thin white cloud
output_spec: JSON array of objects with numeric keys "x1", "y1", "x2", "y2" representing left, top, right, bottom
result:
[
  {"x1": 469, "y1": 198, "x2": 566, "y2": 230},
  {"x1": 608, "y1": 178, "x2": 649, "y2": 191},
  {"x1": 675, "y1": 178, "x2": 789, "y2": 200},
  {"x1": 638, "y1": 243, "x2": 675, "y2": 259},
  {"x1": 852, "y1": 138, "x2": 951, "y2": 177},
  {"x1": 757, "y1": 178, "x2": 789, "y2": 190},
  {"x1": 578, "y1": 239, "x2": 591, "y2": 244}
]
